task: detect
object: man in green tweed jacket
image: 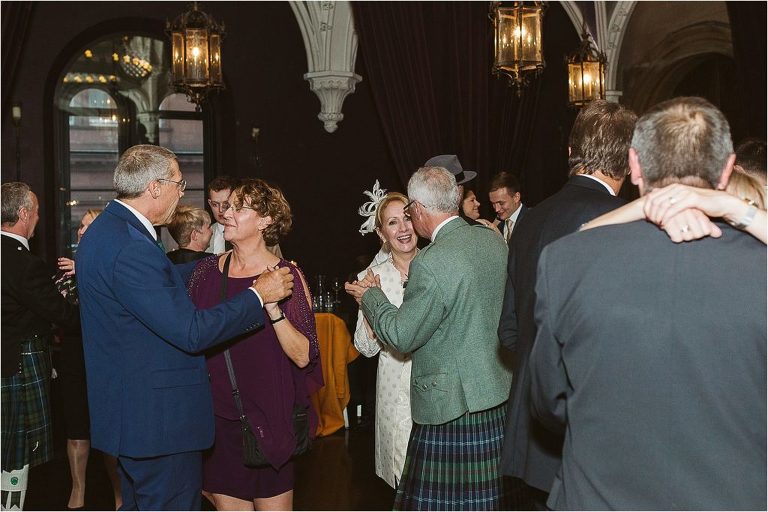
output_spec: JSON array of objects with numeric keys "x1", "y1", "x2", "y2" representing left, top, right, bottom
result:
[{"x1": 347, "y1": 166, "x2": 512, "y2": 510}]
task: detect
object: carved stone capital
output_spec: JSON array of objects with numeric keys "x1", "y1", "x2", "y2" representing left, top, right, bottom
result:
[
  {"x1": 136, "y1": 111, "x2": 160, "y2": 144},
  {"x1": 304, "y1": 71, "x2": 362, "y2": 133},
  {"x1": 290, "y1": 1, "x2": 360, "y2": 133},
  {"x1": 605, "y1": 89, "x2": 623, "y2": 103}
]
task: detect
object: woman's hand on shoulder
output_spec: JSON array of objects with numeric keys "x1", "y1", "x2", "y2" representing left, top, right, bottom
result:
[{"x1": 477, "y1": 218, "x2": 503, "y2": 237}]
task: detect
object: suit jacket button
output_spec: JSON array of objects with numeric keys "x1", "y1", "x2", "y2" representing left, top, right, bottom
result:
[{"x1": 432, "y1": 381, "x2": 437, "y2": 387}]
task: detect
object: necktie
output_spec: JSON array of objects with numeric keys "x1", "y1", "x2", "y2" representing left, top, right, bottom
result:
[
  {"x1": 505, "y1": 218, "x2": 514, "y2": 242},
  {"x1": 156, "y1": 239, "x2": 166, "y2": 252}
]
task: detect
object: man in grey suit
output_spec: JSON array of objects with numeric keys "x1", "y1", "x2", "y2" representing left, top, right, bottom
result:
[
  {"x1": 530, "y1": 97, "x2": 766, "y2": 510},
  {"x1": 346, "y1": 166, "x2": 512, "y2": 510},
  {"x1": 497, "y1": 100, "x2": 637, "y2": 508}
]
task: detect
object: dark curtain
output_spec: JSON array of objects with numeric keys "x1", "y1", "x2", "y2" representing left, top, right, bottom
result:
[
  {"x1": 352, "y1": 2, "x2": 481, "y2": 189},
  {"x1": 353, "y1": 1, "x2": 580, "y2": 209},
  {"x1": 726, "y1": 1, "x2": 766, "y2": 140},
  {"x1": 2, "y1": 2, "x2": 34, "y2": 113}
]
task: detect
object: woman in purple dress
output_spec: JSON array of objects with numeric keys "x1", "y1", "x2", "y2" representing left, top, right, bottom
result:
[{"x1": 188, "y1": 178, "x2": 322, "y2": 510}]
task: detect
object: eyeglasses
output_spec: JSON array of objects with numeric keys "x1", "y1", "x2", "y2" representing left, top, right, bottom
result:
[
  {"x1": 158, "y1": 178, "x2": 187, "y2": 192},
  {"x1": 403, "y1": 199, "x2": 418, "y2": 214},
  {"x1": 208, "y1": 200, "x2": 230, "y2": 211},
  {"x1": 226, "y1": 203, "x2": 259, "y2": 214}
]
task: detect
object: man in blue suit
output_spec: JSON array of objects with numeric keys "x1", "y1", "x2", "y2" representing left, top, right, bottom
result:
[{"x1": 76, "y1": 145, "x2": 295, "y2": 510}]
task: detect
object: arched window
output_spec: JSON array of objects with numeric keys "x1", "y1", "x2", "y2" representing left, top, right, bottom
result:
[
  {"x1": 54, "y1": 33, "x2": 215, "y2": 256},
  {"x1": 61, "y1": 88, "x2": 121, "y2": 253}
]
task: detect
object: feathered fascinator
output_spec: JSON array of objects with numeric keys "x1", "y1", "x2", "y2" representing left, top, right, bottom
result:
[{"x1": 358, "y1": 180, "x2": 387, "y2": 235}]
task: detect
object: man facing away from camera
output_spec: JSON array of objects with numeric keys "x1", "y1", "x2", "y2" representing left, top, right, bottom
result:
[{"x1": 529, "y1": 97, "x2": 766, "y2": 510}]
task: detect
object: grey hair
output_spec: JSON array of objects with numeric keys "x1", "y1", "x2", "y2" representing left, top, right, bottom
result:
[
  {"x1": 114, "y1": 145, "x2": 178, "y2": 199},
  {"x1": 1, "y1": 182, "x2": 33, "y2": 225},
  {"x1": 631, "y1": 97, "x2": 733, "y2": 189},
  {"x1": 407, "y1": 166, "x2": 460, "y2": 214}
]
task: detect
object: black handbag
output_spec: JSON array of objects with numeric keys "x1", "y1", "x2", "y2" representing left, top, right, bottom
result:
[{"x1": 219, "y1": 253, "x2": 312, "y2": 468}]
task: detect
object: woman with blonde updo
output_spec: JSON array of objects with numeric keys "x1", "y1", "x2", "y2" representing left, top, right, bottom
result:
[{"x1": 352, "y1": 191, "x2": 418, "y2": 489}]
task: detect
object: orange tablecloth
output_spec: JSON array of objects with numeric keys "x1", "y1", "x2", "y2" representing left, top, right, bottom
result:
[{"x1": 311, "y1": 312, "x2": 359, "y2": 437}]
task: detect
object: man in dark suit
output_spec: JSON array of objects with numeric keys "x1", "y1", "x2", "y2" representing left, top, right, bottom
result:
[
  {"x1": 76, "y1": 145, "x2": 295, "y2": 510},
  {"x1": 489, "y1": 172, "x2": 527, "y2": 243},
  {"x1": 497, "y1": 100, "x2": 637, "y2": 508},
  {"x1": 1, "y1": 182, "x2": 80, "y2": 510},
  {"x1": 530, "y1": 97, "x2": 766, "y2": 510}
]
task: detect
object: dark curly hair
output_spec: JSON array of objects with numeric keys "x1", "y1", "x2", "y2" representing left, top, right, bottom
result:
[{"x1": 231, "y1": 178, "x2": 292, "y2": 246}]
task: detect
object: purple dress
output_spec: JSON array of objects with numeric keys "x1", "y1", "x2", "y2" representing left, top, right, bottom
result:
[{"x1": 188, "y1": 256, "x2": 322, "y2": 500}]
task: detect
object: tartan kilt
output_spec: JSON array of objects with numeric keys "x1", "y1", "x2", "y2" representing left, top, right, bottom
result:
[
  {"x1": 1, "y1": 335, "x2": 54, "y2": 471},
  {"x1": 394, "y1": 403, "x2": 509, "y2": 511}
]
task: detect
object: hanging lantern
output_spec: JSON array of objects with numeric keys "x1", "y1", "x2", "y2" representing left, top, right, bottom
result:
[
  {"x1": 166, "y1": 2, "x2": 225, "y2": 111},
  {"x1": 491, "y1": 1, "x2": 545, "y2": 94},
  {"x1": 566, "y1": 28, "x2": 606, "y2": 107}
]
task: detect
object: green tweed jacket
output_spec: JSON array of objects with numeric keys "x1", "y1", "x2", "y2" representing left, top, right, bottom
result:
[{"x1": 361, "y1": 216, "x2": 513, "y2": 425}]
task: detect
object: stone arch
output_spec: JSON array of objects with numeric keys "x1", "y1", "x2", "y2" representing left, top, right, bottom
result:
[{"x1": 623, "y1": 21, "x2": 732, "y2": 113}]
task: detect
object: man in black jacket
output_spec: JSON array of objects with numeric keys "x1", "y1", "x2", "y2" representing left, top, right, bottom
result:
[
  {"x1": 497, "y1": 100, "x2": 637, "y2": 508},
  {"x1": 1, "y1": 182, "x2": 80, "y2": 510}
]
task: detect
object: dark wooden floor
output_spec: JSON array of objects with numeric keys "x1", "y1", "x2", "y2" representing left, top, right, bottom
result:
[{"x1": 25, "y1": 421, "x2": 395, "y2": 511}]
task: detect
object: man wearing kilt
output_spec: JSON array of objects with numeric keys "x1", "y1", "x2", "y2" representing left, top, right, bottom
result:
[
  {"x1": 347, "y1": 166, "x2": 513, "y2": 510},
  {"x1": 1, "y1": 182, "x2": 80, "y2": 510}
]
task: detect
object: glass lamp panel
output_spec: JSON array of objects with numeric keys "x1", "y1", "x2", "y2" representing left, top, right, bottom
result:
[
  {"x1": 568, "y1": 62, "x2": 581, "y2": 104},
  {"x1": 520, "y1": 8, "x2": 542, "y2": 66},
  {"x1": 496, "y1": 9, "x2": 519, "y2": 68},
  {"x1": 172, "y1": 32, "x2": 185, "y2": 81},
  {"x1": 582, "y1": 60, "x2": 600, "y2": 101},
  {"x1": 184, "y1": 28, "x2": 209, "y2": 82},
  {"x1": 209, "y1": 33, "x2": 222, "y2": 84}
]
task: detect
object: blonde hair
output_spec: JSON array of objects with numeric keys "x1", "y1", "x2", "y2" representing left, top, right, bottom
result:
[
  {"x1": 167, "y1": 205, "x2": 211, "y2": 247},
  {"x1": 375, "y1": 192, "x2": 409, "y2": 230},
  {"x1": 83, "y1": 208, "x2": 102, "y2": 221},
  {"x1": 727, "y1": 167, "x2": 766, "y2": 209}
]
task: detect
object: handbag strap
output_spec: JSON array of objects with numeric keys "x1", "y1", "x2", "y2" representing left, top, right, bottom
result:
[{"x1": 219, "y1": 253, "x2": 249, "y2": 426}]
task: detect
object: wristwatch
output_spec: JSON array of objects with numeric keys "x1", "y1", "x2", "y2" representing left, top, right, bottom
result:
[
  {"x1": 730, "y1": 198, "x2": 758, "y2": 230},
  {"x1": 269, "y1": 311, "x2": 286, "y2": 324}
]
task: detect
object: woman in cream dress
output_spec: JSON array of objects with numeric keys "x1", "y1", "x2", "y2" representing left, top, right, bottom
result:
[{"x1": 353, "y1": 191, "x2": 418, "y2": 488}]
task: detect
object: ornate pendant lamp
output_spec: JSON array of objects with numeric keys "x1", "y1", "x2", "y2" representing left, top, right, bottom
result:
[
  {"x1": 491, "y1": 1, "x2": 545, "y2": 95},
  {"x1": 566, "y1": 27, "x2": 606, "y2": 107},
  {"x1": 166, "y1": 2, "x2": 225, "y2": 111}
]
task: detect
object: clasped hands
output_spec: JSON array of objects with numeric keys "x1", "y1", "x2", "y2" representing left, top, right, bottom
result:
[
  {"x1": 252, "y1": 266, "x2": 294, "y2": 305},
  {"x1": 643, "y1": 184, "x2": 726, "y2": 243},
  {"x1": 344, "y1": 269, "x2": 382, "y2": 305}
]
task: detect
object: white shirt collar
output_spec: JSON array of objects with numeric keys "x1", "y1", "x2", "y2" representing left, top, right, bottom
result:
[
  {"x1": 1, "y1": 231, "x2": 29, "y2": 250},
  {"x1": 431, "y1": 215, "x2": 459, "y2": 242},
  {"x1": 114, "y1": 199, "x2": 158, "y2": 240},
  {"x1": 578, "y1": 174, "x2": 616, "y2": 196}
]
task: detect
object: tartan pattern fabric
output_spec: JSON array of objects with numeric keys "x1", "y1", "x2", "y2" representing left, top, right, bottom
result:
[
  {"x1": 394, "y1": 404, "x2": 509, "y2": 510},
  {"x1": 1, "y1": 336, "x2": 53, "y2": 471}
]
